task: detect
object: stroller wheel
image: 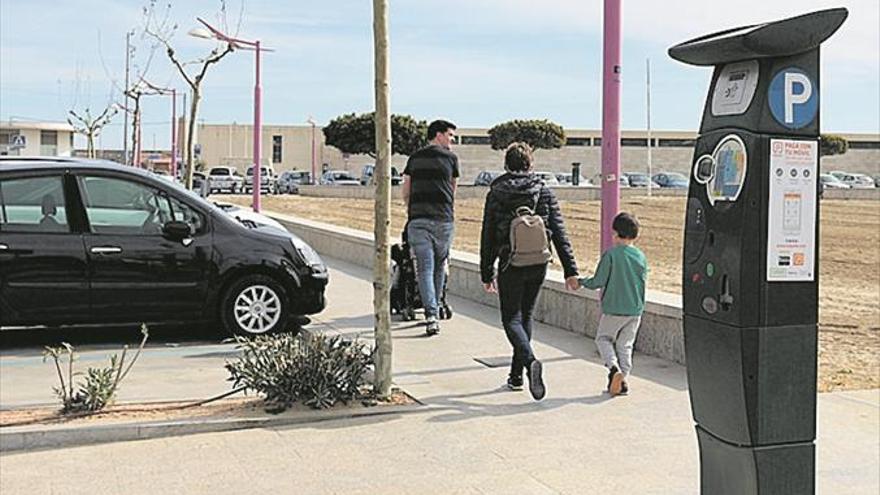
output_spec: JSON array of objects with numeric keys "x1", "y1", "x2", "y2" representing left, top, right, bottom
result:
[
  {"x1": 440, "y1": 305, "x2": 453, "y2": 320},
  {"x1": 406, "y1": 308, "x2": 416, "y2": 321}
]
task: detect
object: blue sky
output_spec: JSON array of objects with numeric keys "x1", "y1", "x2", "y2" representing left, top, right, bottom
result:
[{"x1": 1, "y1": 0, "x2": 878, "y2": 150}]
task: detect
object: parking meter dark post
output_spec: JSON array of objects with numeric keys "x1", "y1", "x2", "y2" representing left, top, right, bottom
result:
[
  {"x1": 571, "y1": 162, "x2": 581, "y2": 186},
  {"x1": 668, "y1": 8, "x2": 847, "y2": 495}
]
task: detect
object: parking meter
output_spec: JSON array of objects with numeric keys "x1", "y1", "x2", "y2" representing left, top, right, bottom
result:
[
  {"x1": 669, "y1": 8, "x2": 847, "y2": 494},
  {"x1": 571, "y1": 162, "x2": 581, "y2": 186}
]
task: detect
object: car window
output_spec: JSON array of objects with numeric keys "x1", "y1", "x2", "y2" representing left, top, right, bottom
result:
[
  {"x1": 0, "y1": 175, "x2": 69, "y2": 233},
  {"x1": 78, "y1": 176, "x2": 176, "y2": 236},
  {"x1": 210, "y1": 169, "x2": 230, "y2": 176}
]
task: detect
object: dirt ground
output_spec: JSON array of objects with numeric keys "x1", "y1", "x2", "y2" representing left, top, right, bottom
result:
[{"x1": 224, "y1": 194, "x2": 880, "y2": 392}]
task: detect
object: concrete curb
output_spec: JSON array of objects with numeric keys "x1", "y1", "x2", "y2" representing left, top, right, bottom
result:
[{"x1": 0, "y1": 402, "x2": 422, "y2": 454}]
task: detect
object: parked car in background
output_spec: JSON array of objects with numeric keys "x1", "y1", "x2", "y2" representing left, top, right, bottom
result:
[
  {"x1": 828, "y1": 170, "x2": 847, "y2": 181},
  {"x1": 590, "y1": 174, "x2": 629, "y2": 187},
  {"x1": 245, "y1": 165, "x2": 277, "y2": 194},
  {"x1": 533, "y1": 171, "x2": 560, "y2": 186},
  {"x1": 873, "y1": 175, "x2": 880, "y2": 188},
  {"x1": 0, "y1": 157, "x2": 328, "y2": 336},
  {"x1": 321, "y1": 170, "x2": 360, "y2": 186},
  {"x1": 474, "y1": 170, "x2": 503, "y2": 186},
  {"x1": 360, "y1": 164, "x2": 402, "y2": 186},
  {"x1": 192, "y1": 172, "x2": 208, "y2": 197},
  {"x1": 652, "y1": 172, "x2": 689, "y2": 188},
  {"x1": 819, "y1": 173, "x2": 850, "y2": 190},
  {"x1": 208, "y1": 166, "x2": 243, "y2": 194},
  {"x1": 839, "y1": 173, "x2": 876, "y2": 189},
  {"x1": 556, "y1": 172, "x2": 591, "y2": 186},
  {"x1": 624, "y1": 172, "x2": 652, "y2": 187},
  {"x1": 276, "y1": 171, "x2": 304, "y2": 194}
]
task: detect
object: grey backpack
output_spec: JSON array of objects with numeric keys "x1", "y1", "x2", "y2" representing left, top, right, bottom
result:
[{"x1": 508, "y1": 200, "x2": 552, "y2": 268}]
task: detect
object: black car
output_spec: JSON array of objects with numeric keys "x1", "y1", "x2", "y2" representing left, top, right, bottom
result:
[{"x1": 0, "y1": 157, "x2": 328, "y2": 336}]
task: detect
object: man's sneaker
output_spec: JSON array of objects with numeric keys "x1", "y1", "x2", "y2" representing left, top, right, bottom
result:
[
  {"x1": 506, "y1": 376, "x2": 524, "y2": 391},
  {"x1": 619, "y1": 380, "x2": 629, "y2": 396},
  {"x1": 527, "y1": 359, "x2": 546, "y2": 401},
  {"x1": 425, "y1": 316, "x2": 440, "y2": 336},
  {"x1": 608, "y1": 366, "x2": 624, "y2": 396}
]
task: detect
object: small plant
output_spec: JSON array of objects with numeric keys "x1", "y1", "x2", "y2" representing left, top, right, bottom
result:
[
  {"x1": 43, "y1": 325, "x2": 149, "y2": 414},
  {"x1": 225, "y1": 332, "x2": 373, "y2": 411}
]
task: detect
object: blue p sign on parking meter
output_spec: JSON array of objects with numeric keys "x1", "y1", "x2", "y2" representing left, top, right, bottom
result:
[{"x1": 768, "y1": 68, "x2": 818, "y2": 129}]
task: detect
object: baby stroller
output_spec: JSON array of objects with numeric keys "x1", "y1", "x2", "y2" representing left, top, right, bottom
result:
[{"x1": 390, "y1": 229, "x2": 453, "y2": 322}]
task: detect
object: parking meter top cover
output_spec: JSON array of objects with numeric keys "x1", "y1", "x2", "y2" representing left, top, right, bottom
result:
[{"x1": 667, "y1": 8, "x2": 848, "y2": 66}]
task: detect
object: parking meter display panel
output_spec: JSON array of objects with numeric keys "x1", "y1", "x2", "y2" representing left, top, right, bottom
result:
[{"x1": 684, "y1": 130, "x2": 764, "y2": 329}]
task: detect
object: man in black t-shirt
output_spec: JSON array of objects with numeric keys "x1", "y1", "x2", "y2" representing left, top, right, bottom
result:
[{"x1": 403, "y1": 119, "x2": 459, "y2": 336}]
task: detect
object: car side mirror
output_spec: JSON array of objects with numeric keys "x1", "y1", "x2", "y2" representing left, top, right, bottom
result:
[{"x1": 163, "y1": 220, "x2": 193, "y2": 241}]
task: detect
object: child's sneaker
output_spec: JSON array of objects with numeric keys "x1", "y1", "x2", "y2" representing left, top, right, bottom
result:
[
  {"x1": 506, "y1": 376, "x2": 524, "y2": 391},
  {"x1": 527, "y1": 359, "x2": 546, "y2": 401},
  {"x1": 608, "y1": 366, "x2": 624, "y2": 396}
]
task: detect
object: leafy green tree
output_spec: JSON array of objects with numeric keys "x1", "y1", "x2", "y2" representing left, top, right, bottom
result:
[
  {"x1": 323, "y1": 112, "x2": 427, "y2": 158},
  {"x1": 819, "y1": 134, "x2": 849, "y2": 157},
  {"x1": 488, "y1": 119, "x2": 566, "y2": 150}
]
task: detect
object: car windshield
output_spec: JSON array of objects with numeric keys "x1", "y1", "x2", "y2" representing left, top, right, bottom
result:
[
  {"x1": 246, "y1": 167, "x2": 270, "y2": 176},
  {"x1": 333, "y1": 172, "x2": 357, "y2": 180},
  {"x1": 210, "y1": 169, "x2": 230, "y2": 176}
]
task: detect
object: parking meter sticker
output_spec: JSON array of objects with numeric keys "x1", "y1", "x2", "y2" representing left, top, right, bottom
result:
[
  {"x1": 767, "y1": 139, "x2": 817, "y2": 282},
  {"x1": 768, "y1": 68, "x2": 817, "y2": 129}
]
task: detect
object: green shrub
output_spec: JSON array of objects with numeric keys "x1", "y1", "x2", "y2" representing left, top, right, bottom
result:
[
  {"x1": 225, "y1": 332, "x2": 374, "y2": 410},
  {"x1": 43, "y1": 325, "x2": 149, "y2": 413}
]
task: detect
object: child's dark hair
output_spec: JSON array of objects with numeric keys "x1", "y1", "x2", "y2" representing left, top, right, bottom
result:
[{"x1": 613, "y1": 212, "x2": 639, "y2": 239}]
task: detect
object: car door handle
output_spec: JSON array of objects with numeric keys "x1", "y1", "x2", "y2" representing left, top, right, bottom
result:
[
  {"x1": 90, "y1": 246, "x2": 123, "y2": 254},
  {"x1": 0, "y1": 243, "x2": 7, "y2": 250}
]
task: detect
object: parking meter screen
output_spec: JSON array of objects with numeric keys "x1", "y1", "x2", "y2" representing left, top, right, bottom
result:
[{"x1": 708, "y1": 135, "x2": 747, "y2": 203}]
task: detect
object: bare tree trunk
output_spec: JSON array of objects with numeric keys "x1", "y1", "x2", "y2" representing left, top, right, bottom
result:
[
  {"x1": 183, "y1": 89, "x2": 201, "y2": 189},
  {"x1": 372, "y1": 0, "x2": 393, "y2": 399},
  {"x1": 87, "y1": 135, "x2": 95, "y2": 158}
]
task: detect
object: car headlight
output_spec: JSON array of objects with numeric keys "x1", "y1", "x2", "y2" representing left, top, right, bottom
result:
[{"x1": 290, "y1": 237, "x2": 324, "y2": 268}]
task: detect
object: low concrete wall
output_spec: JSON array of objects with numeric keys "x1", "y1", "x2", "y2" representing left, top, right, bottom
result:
[
  {"x1": 297, "y1": 185, "x2": 879, "y2": 202},
  {"x1": 271, "y1": 212, "x2": 686, "y2": 365},
  {"x1": 823, "y1": 188, "x2": 880, "y2": 200},
  {"x1": 298, "y1": 185, "x2": 687, "y2": 201}
]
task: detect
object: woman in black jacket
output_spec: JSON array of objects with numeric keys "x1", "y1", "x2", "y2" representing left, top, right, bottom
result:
[{"x1": 479, "y1": 142, "x2": 580, "y2": 400}]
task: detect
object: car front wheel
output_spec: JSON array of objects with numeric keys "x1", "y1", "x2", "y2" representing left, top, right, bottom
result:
[{"x1": 221, "y1": 275, "x2": 290, "y2": 337}]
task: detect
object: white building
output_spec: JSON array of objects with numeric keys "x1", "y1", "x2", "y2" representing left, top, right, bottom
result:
[{"x1": 0, "y1": 120, "x2": 75, "y2": 157}]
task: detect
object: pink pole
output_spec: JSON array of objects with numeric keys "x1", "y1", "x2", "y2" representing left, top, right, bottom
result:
[
  {"x1": 252, "y1": 40, "x2": 262, "y2": 213},
  {"x1": 600, "y1": 0, "x2": 621, "y2": 254},
  {"x1": 135, "y1": 107, "x2": 142, "y2": 168},
  {"x1": 310, "y1": 122, "x2": 317, "y2": 185},
  {"x1": 170, "y1": 89, "x2": 177, "y2": 178}
]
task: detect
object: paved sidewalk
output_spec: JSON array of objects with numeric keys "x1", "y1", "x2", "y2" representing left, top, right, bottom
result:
[{"x1": 0, "y1": 257, "x2": 877, "y2": 494}]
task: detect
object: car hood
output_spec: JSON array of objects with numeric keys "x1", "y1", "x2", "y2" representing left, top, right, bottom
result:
[{"x1": 216, "y1": 203, "x2": 287, "y2": 232}]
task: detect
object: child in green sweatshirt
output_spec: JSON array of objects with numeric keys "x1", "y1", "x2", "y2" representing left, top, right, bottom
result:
[{"x1": 579, "y1": 212, "x2": 648, "y2": 396}]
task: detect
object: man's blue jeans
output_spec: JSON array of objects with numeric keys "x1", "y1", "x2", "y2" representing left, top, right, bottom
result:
[{"x1": 406, "y1": 218, "x2": 454, "y2": 318}]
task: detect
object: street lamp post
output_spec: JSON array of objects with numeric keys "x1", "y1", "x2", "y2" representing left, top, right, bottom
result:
[
  {"x1": 307, "y1": 116, "x2": 317, "y2": 185},
  {"x1": 189, "y1": 18, "x2": 272, "y2": 213}
]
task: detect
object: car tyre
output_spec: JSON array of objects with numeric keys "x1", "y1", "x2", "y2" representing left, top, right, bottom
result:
[{"x1": 221, "y1": 274, "x2": 290, "y2": 337}]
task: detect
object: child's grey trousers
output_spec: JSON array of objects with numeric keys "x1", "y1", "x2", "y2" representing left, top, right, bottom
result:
[{"x1": 595, "y1": 314, "x2": 642, "y2": 377}]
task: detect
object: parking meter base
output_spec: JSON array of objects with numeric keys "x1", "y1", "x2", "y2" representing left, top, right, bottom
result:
[
  {"x1": 685, "y1": 316, "x2": 818, "y2": 446},
  {"x1": 697, "y1": 427, "x2": 815, "y2": 495}
]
